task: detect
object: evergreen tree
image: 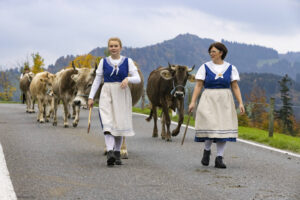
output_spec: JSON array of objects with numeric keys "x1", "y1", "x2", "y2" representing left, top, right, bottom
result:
[{"x1": 276, "y1": 74, "x2": 294, "y2": 135}]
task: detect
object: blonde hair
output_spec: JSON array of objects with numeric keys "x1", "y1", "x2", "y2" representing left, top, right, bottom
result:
[{"x1": 108, "y1": 37, "x2": 122, "y2": 48}]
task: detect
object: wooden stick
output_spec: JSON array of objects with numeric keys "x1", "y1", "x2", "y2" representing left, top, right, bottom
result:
[
  {"x1": 181, "y1": 112, "x2": 192, "y2": 146},
  {"x1": 87, "y1": 107, "x2": 92, "y2": 134}
]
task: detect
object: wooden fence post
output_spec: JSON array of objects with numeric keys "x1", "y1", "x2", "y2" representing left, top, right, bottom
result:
[{"x1": 268, "y1": 97, "x2": 275, "y2": 137}]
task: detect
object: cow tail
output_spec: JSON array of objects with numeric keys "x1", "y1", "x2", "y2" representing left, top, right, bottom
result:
[{"x1": 145, "y1": 109, "x2": 153, "y2": 122}]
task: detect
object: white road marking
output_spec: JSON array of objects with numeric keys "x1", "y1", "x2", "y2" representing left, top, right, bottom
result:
[
  {"x1": 134, "y1": 112, "x2": 300, "y2": 158},
  {"x1": 0, "y1": 144, "x2": 17, "y2": 200}
]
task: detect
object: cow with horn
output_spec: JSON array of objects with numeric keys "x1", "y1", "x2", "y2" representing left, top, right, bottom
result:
[{"x1": 146, "y1": 63, "x2": 195, "y2": 141}]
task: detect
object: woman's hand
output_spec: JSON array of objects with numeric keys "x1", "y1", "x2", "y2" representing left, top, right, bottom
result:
[
  {"x1": 239, "y1": 103, "x2": 245, "y2": 114},
  {"x1": 120, "y1": 77, "x2": 129, "y2": 89},
  {"x1": 88, "y1": 99, "x2": 94, "y2": 109},
  {"x1": 188, "y1": 102, "x2": 196, "y2": 113}
]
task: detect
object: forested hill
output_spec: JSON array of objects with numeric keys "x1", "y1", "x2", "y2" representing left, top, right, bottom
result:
[{"x1": 89, "y1": 33, "x2": 300, "y2": 83}]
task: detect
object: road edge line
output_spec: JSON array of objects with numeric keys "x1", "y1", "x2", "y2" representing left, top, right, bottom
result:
[{"x1": 0, "y1": 143, "x2": 17, "y2": 200}]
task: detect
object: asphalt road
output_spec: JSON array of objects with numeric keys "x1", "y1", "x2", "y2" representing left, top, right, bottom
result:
[{"x1": 0, "y1": 104, "x2": 299, "y2": 200}]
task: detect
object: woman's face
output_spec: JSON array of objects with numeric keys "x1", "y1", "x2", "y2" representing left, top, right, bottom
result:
[
  {"x1": 209, "y1": 46, "x2": 223, "y2": 62},
  {"x1": 108, "y1": 40, "x2": 122, "y2": 57}
]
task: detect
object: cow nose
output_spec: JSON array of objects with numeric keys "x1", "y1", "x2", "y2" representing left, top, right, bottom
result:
[
  {"x1": 175, "y1": 92, "x2": 184, "y2": 98},
  {"x1": 74, "y1": 100, "x2": 81, "y2": 106}
]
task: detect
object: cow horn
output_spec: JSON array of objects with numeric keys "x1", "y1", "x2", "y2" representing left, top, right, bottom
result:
[
  {"x1": 168, "y1": 62, "x2": 176, "y2": 71},
  {"x1": 188, "y1": 65, "x2": 195, "y2": 72},
  {"x1": 72, "y1": 61, "x2": 76, "y2": 70}
]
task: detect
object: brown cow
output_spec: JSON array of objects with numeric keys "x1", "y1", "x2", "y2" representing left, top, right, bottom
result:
[
  {"x1": 72, "y1": 62, "x2": 144, "y2": 158},
  {"x1": 19, "y1": 72, "x2": 35, "y2": 113},
  {"x1": 146, "y1": 63, "x2": 195, "y2": 141},
  {"x1": 30, "y1": 71, "x2": 55, "y2": 123},
  {"x1": 51, "y1": 67, "x2": 78, "y2": 127}
]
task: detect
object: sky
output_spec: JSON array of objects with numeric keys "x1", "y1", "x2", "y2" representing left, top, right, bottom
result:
[{"x1": 0, "y1": 0, "x2": 299, "y2": 70}]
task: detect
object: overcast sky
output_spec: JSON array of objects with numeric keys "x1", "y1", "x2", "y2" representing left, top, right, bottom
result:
[{"x1": 0, "y1": 0, "x2": 299, "y2": 70}]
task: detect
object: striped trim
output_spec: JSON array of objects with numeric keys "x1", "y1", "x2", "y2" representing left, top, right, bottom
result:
[{"x1": 196, "y1": 129, "x2": 238, "y2": 134}]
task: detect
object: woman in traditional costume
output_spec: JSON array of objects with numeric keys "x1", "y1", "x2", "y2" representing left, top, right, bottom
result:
[
  {"x1": 189, "y1": 42, "x2": 245, "y2": 168},
  {"x1": 88, "y1": 37, "x2": 141, "y2": 167}
]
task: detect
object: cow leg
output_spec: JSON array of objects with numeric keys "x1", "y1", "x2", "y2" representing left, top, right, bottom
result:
[
  {"x1": 162, "y1": 102, "x2": 172, "y2": 141},
  {"x1": 72, "y1": 104, "x2": 76, "y2": 119},
  {"x1": 161, "y1": 111, "x2": 166, "y2": 139},
  {"x1": 152, "y1": 107, "x2": 158, "y2": 137},
  {"x1": 62, "y1": 100, "x2": 69, "y2": 128},
  {"x1": 72, "y1": 105, "x2": 80, "y2": 127},
  {"x1": 172, "y1": 100, "x2": 184, "y2": 137},
  {"x1": 120, "y1": 137, "x2": 128, "y2": 159},
  {"x1": 25, "y1": 91, "x2": 30, "y2": 113},
  {"x1": 38, "y1": 98, "x2": 45, "y2": 123},
  {"x1": 52, "y1": 98, "x2": 58, "y2": 126},
  {"x1": 27, "y1": 91, "x2": 34, "y2": 113},
  {"x1": 32, "y1": 99, "x2": 35, "y2": 113}
]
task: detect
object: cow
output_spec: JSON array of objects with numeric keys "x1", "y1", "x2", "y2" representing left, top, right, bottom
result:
[
  {"x1": 146, "y1": 63, "x2": 195, "y2": 141},
  {"x1": 51, "y1": 66, "x2": 79, "y2": 128},
  {"x1": 19, "y1": 72, "x2": 35, "y2": 113},
  {"x1": 71, "y1": 61, "x2": 144, "y2": 158},
  {"x1": 30, "y1": 71, "x2": 55, "y2": 123}
]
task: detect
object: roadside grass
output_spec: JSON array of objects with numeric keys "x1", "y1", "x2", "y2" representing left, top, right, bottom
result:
[
  {"x1": 0, "y1": 101, "x2": 20, "y2": 104},
  {"x1": 133, "y1": 107, "x2": 300, "y2": 154}
]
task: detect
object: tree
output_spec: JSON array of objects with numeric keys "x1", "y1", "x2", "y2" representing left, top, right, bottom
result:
[
  {"x1": 67, "y1": 54, "x2": 101, "y2": 69},
  {"x1": 245, "y1": 85, "x2": 268, "y2": 128},
  {"x1": 0, "y1": 72, "x2": 16, "y2": 101},
  {"x1": 31, "y1": 53, "x2": 44, "y2": 74},
  {"x1": 276, "y1": 74, "x2": 294, "y2": 135}
]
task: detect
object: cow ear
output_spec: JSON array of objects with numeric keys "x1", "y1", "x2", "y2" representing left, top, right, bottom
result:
[
  {"x1": 160, "y1": 70, "x2": 173, "y2": 80},
  {"x1": 71, "y1": 74, "x2": 78, "y2": 81},
  {"x1": 188, "y1": 74, "x2": 195, "y2": 82}
]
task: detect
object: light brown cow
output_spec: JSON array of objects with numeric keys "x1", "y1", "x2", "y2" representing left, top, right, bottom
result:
[
  {"x1": 72, "y1": 62, "x2": 144, "y2": 158},
  {"x1": 19, "y1": 72, "x2": 35, "y2": 113},
  {"x1": 30, "y1": 71, "x2": 55, "y2": 123}
]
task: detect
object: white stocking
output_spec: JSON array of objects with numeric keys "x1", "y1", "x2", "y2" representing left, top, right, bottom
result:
[
  {"x1": 216, "y1": 141, "x2": 226, "y2": 157},
  {"x1": 105, "y1": 134, "x2": 115, "y2": 151}
]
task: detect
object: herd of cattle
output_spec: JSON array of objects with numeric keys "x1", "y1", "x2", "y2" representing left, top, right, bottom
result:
[{"x1": 19, "y1": 61, "x2": 195, "y2": 157}]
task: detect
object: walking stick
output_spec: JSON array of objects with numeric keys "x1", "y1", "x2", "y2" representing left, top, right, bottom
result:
[
  {"x1": 181, "y1": 112, "x2": 192, "y2": 145},
  {"x1": 87, "y1": 107, "x2": 92, "y2": 134}
]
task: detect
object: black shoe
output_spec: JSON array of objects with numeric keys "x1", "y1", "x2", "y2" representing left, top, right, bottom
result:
[
  {"x1": 201, "y1": 149, "x2": 211, "y2": 166},
  {"x1": 215, "y1": 156, "x2": 227, "y2": 168},
  {"x1": 107, "y1": 150, "x2": 116, "y2": 167},
  {"x1": 114, "y1": 151, "x2": 122, "y2": 165}
]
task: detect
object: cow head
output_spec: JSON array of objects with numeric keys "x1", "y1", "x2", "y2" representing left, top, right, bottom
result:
[
  {"x1": 160, "y1": 63, "x2": 195, "y2": 98},
  {"x1": 71, "y1": 65, "x2": 97, "y2": 106}
]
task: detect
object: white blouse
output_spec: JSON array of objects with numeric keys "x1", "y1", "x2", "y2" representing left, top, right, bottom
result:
[
  {"x1": 195, "y1": 61, "x2": 240, "y2": 81},
  {"x1": 88, "y1": 56, "x2": 141, "y2": 99}
]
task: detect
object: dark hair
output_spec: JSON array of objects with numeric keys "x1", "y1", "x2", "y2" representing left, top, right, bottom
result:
[{"x1": 208, "y1": 42, "x2": 228, "y2": 60}]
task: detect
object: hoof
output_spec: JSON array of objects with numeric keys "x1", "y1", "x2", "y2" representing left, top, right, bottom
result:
[
  {"x1": 165, "y1": 138, "x2": 172, "y2": 142},
  {"x1": 64, "y1": 124, "x2": 69, "y2": 128},
  {"x1": 72, "y1": 123, "x2": 78, "y2": 127},
  {"x1": 72, "y1": 116, "x2": 75, "y2": 119},
  {"x1": 172, "y1": 130, "x2": 179, "y2": 137},
  {"x1": 39, "y1": 120, "x2": 45, "y2": 123},
  {"x1": 152, "y1": 134, "x2": 158, "y2": 138},
  {"x1": 121, "y1": 151, "x2": 128, "y2": 159},
  {"x1": 53, "y1": 122, "x2": 57, "y2": 126},
  {"x1": 45, "y1": 119, "x2": 49, "y2": 123}
]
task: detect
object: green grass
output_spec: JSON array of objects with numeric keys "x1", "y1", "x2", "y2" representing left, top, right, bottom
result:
[
  {"x1": 133, "y1": 107, "x2": 300, "y2": 154},
  {"x1": 0, "y1": 101, "x2": 20, "y2": 104}
]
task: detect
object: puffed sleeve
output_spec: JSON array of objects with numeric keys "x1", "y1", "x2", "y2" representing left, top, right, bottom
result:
[
  {"x1": 127, "y1": 58, "x2": 141, "y2": 84},
  {"x1": 195, "y1": 64, "x2": 206, "y2": 80},
  {"x1": 88, "y1": 59, "x2": 104, "y2": 99},
  {"x1": 231, "y1": 65, "x2": 240, "y2": 81}
]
